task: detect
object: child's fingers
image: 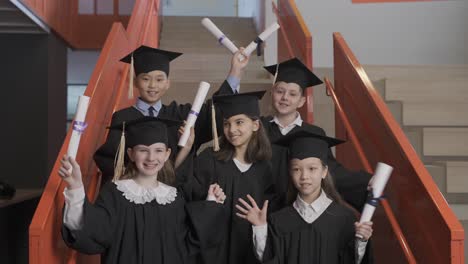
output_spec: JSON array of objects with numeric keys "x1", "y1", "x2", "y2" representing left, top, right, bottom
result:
[
  {"x1": 238, "y1": 198, "x2": 253, "y2": 210},
  {"x1": 246, "y1": 195, "x2": 258, "y2": 209},
  {"x1": 235, "y1": 204, "x2": 249, "y2": 214},
  {"x1": 235, "y1": 213, "x2": 247, "y2": 219},
  {"x1": 262, "y1": 200, "x2": 269, "y2": 212}
]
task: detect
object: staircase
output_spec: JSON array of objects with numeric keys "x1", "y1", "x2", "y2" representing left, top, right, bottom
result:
[
  {"x1": 313, "y1": 65, "x2": 468, "y2": 263},
  {"x1": 159, "y1": 16, "x2": 273, "y2": 114},
  {"x1": 0, "y1": 0, "x2": 48, "y2": 33}
]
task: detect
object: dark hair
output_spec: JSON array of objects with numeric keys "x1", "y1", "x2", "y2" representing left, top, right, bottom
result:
[
  {"x1": 121, "y1": 152, "x2": 176, "y2": 186},
  {"x1": 286, "y1": 160, "x2": 345, "y2": 205},
  {"x1": 214, "y1": 116, "x2": 272, "y2": 163}
]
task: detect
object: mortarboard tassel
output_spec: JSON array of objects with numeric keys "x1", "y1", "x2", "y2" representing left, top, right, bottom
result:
[
  {"x1": 128, "y1": 54, "x2": 134, "y2": 99},
  {"x1": 273, "y1": 62, "x2": 279, "y2": 85},
  {"x1": 211, "y1": 101, "x2": 220, "y2": 152},
  {"x1": 113, "y1": 122, "x2": 126, "y2": 181}
]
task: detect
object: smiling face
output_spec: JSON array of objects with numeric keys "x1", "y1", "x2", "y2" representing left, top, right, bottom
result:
[
  {"x1": 223, "y1": 114, "x2": 259, "y2": 149},
  {"x1": 271, "y1": 81, "x2": 306, "y2": 116},
  {"x1": 127, "y1": 143, "x2": 171, "y2": 177},
  {"x1": 290, "y1": 157, "x2": 328, "y2": 203},
  {"x1": 134, "y1": 70, "x2": 170, "y2": 104}
]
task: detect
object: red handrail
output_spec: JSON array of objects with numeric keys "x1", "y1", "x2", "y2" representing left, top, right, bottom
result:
[
  {"x1": 271, "y1": 0, "x2": 314, "y2": 123},
  {"x1": 333, "y1": 32, "x2": 464, "y2": 263},
  {"x1": 324, "y1": 78, "x2": 417, "y2": 263}
]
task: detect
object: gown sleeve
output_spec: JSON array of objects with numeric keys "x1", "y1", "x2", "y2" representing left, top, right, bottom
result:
[{"x1": 61, "y1": 184, "x2": 118, "y2": 254}]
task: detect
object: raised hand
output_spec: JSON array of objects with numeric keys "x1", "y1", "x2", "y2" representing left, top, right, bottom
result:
[
  {"x1": 58, "y1": 155, "x2": 83, "y2": 190},
  {"x1": 235, "y1": 194, "x2": 268, "y2": 226},
  {"x1": 355, "y1": 221, "x2": 373, "y2": 241},
  {"x1": 229, "y1": 47, "x2": 250, "y2": 78},
  {"x1": 207, "y1": 184, "x2": 226, "y2": 204}
]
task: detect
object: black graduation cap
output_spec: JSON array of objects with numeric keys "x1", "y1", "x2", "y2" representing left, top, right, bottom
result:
[
  {"x1": 213, "y1": 90, "x2": 266, "y2": 119},
  {"x1": 275, "y1": 129, "x2": 345, "y2": 162},
  {"x1": 120, "y1": 45, "x2": 182, "y2": 76},
  {"x1": 110, "y1": 117, "x2": 182, "y2": 180},
  {"x1": 264, "y1": 57, "x2": 323, "y2": 90}
]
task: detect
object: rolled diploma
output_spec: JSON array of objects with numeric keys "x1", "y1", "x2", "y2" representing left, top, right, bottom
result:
[
  {"x1": 178, "y1": 82, "x2": 211, "y2": 147},
  {"x1": 67, "y1": 96, "x2": 90, "y2": 160},
  {"x1": 240, "y1": 22, "x2": 280, "y2": 61},
  {"x1": 202, "y1": 18, "x2": 239, "y2": 54},
  {"x1": 356, "y1": 162, "x2": 393, "y2": 238}
]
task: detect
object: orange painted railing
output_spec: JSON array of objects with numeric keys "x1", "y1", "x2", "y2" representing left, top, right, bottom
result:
[
  {"x1": 332, "y1": 32, "x2": 465, "y2": 263},
  {"x1": 324, "y1": 78, "x2": 416, "y2": 263},
  {"x1": 272, "y1": 0, "x2": 314, "y2": 123},
  {"x1": 28, "y1": 1, "x2": 161, "y2": 263},
  {"x1": 20, "y1": 0, "x2": 132, "y2": 48}
]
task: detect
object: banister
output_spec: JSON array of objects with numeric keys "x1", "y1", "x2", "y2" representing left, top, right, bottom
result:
[
  {"x1": 333, "y1": 32, "x2": 464, "y2": 263},
  {"x1": 324, "y1": 78, "x2": 417, "y2": 263}
]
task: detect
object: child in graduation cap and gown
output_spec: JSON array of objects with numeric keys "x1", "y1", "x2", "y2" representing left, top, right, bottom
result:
[
  {"x1": 224, "y1": 56, "x2": 372, "y2": 211},
  {"x1": 60, "y1": 117, "x2": 228, "y2": 264},
  {"x1": 188, "y1": 91, "x2": 280, "y2": 264},
  {"x1": 236, "y1": 130, "x2": 374, "y2": 264},
  {"x1": 93, "y1": 46, "x2": 250, "y2": 185}
]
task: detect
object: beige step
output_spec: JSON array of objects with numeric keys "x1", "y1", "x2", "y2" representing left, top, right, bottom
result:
[
  {"x1": 170, "y1": 68, "x2": 270, "y2": 82},
  {"x1": 423, "y1": 128, "x2": 468, "y2": 156},
  {"x1": 446, "y1": 161, "x2": 468, "y2": 193},
  {"x1": 385, "y1": 78, "x2": 468, "y2": 103},
  {"x1": 364, "y1": 65, "x2": 468, "y2": 81},
  {"x1": 403, "y1": 103, "x2": 468, "y2": 126}
]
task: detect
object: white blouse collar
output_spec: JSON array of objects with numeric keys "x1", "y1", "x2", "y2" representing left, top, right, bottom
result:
[
  {"x1": 115, "y1": 179, "x2": 177, "y2": 205},
  {"x1": 293, "y1": 190, "x2": 332, "y2": 223}
]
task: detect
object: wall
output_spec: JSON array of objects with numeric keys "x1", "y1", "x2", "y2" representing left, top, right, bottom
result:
[
  {"x1": 162, "y1": 0, "x2": 236, "y2": 16},
  {"x1": 296, "y1": 0, "x2": 468, "y2": 67},
  {"x1": 0, "y1": 33, "x2": 67, "y2": 188}
]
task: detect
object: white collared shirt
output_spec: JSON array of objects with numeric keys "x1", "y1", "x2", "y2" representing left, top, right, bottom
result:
[
  {"x1": 270, "y1": 112, "x2": 303, "y2": 135},
  {"x1": 133, "y1": 98, "x2": 163, "y2": 117},
  {"x1": 252, "y1": 191, "x2": 368, "y2": 263}
]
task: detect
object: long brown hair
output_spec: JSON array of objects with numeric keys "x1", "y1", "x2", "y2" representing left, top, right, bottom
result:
[
  {"x1": 214, "y1": 116, "x2": 272, "y2": 163},
  {"x1": 118, "y1": 153, "x2": 176, "y2": 186},
  {"x1": 286, "y1": 160, "x2": 345, "y2": 205}
]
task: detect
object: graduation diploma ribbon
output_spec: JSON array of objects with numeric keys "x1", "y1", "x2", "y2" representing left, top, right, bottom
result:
[
  {"x1": 72, "y1": 121, "x2": 88, "y2": 134},
  {"x1": 178, "y1": 82, "x2": 211, "y2": 147},
  {"x1": 67, "y1": 95, "x2": 90, "y2": 160}
]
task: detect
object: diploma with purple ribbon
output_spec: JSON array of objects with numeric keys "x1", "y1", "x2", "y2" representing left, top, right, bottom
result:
[
  {"x1": 178, "y1": 82, "x2": 211, "y2": 147},
  {"x1": 356, "y1": 162, "x2": 393, "y2": 238},
  {"x1": 202, "y1": 18, "x2": 239, "y2": 54},
  {"x1": 68, "y1": 95, "x2": 90, "y2": 159}
]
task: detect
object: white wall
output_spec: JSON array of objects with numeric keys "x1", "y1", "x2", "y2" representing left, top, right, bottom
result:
[
  {"x1": 263, "y1": 0, "x2": 278, "y2": 66},
  {"x1": 162, "y1": 0, "x2": 236, "y2": 16},
  {"x1": 296, "y1": 0, "x2": 468, "y2": 67}
]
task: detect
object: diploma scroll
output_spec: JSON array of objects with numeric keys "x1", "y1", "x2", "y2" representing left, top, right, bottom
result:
[
  {"x1": 68, "y1": 95, "x2": 90, "y2": 160},
  {"x1": 240, "y1": 22, "x2": 280, "y2": 61},
  {"x1": 356, "y1": 162, "x2": 393, "y2": 238},
  {"x1": 202, "y1": 18, "x2": 239, "y2": 54},
  {"x1": 178, "y1": 82, "x2": 211, "y2": 147}
]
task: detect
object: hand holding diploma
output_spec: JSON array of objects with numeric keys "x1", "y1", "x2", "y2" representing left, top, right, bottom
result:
[{"x1": 356, "y1": 162, "x2": 393, "y2": 238}]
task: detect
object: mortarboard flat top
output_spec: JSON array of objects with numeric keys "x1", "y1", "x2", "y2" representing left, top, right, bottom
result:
[
  {"x1": 264, "y1": 57, "x2": 323, "y2": 89},
  {"x1": 275, "y1": 129, "x2": 345, "y2": 162},
  {"x1": 213, "y1": 90, "x2": 266, "y2": 119},
  {"x1": 120, "y1": 45, "x2": 182, "y2": 76},
  {"x1": 109, "y1": 117, "x2": 182, "y2": 148}
]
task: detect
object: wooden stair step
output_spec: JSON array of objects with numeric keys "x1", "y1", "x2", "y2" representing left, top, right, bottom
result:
[
  {"x1": 403, "y1": 103, "x2": 468, "y2": 126},
  {"x1": 423, "y1": 128, "x2": 468, "y2": 156}
]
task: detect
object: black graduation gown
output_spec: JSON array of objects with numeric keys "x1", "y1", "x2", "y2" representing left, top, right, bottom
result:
[
  {"x1": 94, "y1": 80, "x2": 234, "y2": 184},
  {"x1": 191, "y1": 148, "x2": 276, "y2": 264},
  {"x1": 262, "y1": 203, "x2": 373, "y2": 264},
  {"x1": 261, "y1": 116, "x2": 372, "y2": 211},
  {"x1": 61, "y1": 182, "x2": 226, "y2": 264}
]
